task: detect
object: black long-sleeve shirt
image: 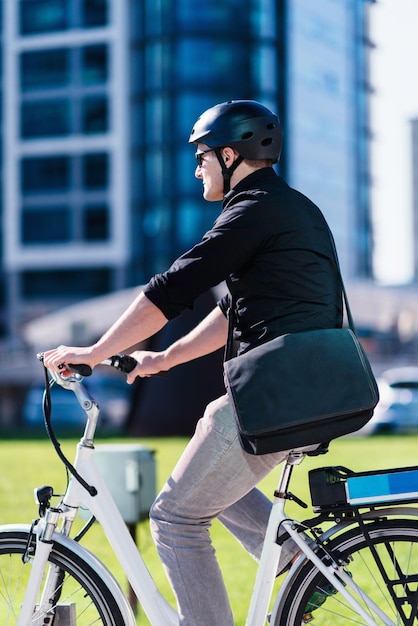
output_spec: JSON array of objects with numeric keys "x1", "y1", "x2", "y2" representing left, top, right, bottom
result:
[{"x1": 144, "y1": 167, "x2": 342, "y2": 353}]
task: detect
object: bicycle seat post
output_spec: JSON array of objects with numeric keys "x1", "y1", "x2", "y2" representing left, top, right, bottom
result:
[{"x1": 275, "y1": 451, "x2": 305, "y2": 500}]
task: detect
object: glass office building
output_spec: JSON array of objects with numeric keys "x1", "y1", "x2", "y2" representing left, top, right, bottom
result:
[
  {"x1": 287, "y1": 0, "x2": 374, "y2": 278},
  {"x1": 4, "y1": 0, "x2": 130, "y2": 330},
  {"x1": 1, "y1": 0, "x2": 374, "y2": 340},
  {"x1": 129, "y1": 0, "x2": 286, "y2": 280}
]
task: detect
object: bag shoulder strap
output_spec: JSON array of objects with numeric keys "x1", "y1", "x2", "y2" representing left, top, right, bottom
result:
[{"x1": 327, "y1": 226, "x2": 356, "y2": 333}]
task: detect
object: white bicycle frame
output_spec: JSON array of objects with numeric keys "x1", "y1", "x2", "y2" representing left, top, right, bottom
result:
[{"x1": 17, "y1": 369, "x2": 399, "y2": 626}]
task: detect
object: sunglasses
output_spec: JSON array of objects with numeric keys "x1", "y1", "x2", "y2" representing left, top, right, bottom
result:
[{"x1": 195, "y1": 148, "x2": 215, "y2": 167}]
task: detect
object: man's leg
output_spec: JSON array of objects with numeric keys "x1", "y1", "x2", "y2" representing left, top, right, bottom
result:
[{"x1": 149, "y1": 394, "x2": 291, "y2": 626}]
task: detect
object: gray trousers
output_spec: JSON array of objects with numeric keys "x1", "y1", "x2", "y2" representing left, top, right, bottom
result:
[{"x1": 149, "y1": 394, "x2": 316, "y2": 625}]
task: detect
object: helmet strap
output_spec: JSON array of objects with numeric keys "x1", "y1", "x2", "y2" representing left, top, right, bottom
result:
[{"x1": 214, "y1": 149, "x2": 244, "y2": 194}]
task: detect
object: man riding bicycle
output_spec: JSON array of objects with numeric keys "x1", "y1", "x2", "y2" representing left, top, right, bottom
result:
[{"x1": 43, "y1": 100, "x2": 342, "y2": 626}]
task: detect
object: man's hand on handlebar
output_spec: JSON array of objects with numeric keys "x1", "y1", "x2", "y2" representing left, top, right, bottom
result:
[
  {"x1": 41, "y1": 346, "x2": 169, "y2": 383},
  {"x1": 42, "y1": 345, "x2": 97, "y2": 376},
  {"x1": 126, "y1": 350, "x2": 169, "y2": 384}
]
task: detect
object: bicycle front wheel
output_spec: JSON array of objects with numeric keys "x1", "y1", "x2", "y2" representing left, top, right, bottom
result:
[
  {"x1": 273, "y1": 518, "x2": 418, "y2": 626},
  {"x1": 0, "y1": 527, "x2": 127, "y2": 625}
]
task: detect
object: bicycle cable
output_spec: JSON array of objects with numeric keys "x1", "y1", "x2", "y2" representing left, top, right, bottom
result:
[
  {"x1": 41, "y1": 362, "x2": 97, "y2": 497},
  {"x1": 38, "y1": 352, "x2": 152, "y2": 497}
]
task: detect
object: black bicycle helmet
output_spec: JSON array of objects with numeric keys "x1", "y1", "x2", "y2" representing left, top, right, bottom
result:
[
  {"x1": 189, "y1": 100, "x2": 282, "y2": 193},
  {"x1": 189, "y1": 100, "x2": 282, "y2": 161}
]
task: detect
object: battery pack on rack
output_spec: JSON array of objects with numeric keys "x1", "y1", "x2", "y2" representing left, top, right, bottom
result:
[
  {"x1": 346, "y1": 467, "x2": 418, "y2": 505},
  {"x1": 309, "y1": 465, "x2": 418, "y2": 511}
]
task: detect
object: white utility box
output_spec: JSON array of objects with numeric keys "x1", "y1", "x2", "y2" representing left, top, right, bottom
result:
[{"x1": 92, "y1": 443, "x2": 156, "y2": 523}]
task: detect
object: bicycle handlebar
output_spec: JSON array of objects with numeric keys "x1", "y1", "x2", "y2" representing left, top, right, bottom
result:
[
  {"x1": 37, "y1": 352, "x2": 167, "y2": 378},
  {"x1": 37, "y1": 352, "x2": 137, "y2": 377},
  {"x1": 65, "y1": 354, "x2": 138, "y2": 377}
]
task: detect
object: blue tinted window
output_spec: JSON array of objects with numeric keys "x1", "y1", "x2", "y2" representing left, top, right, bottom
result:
[
  {"x1": 177, "y1": 147, "x2": 201, "y2": 194},
  {"x1": 177, "y1": 202, "x2": 203, "y2": 248},
  {"x1": 22, "y1": 269, "x2": 112, "y2": 297},
  {"x1": 21, "y1": 100, "x2": 70, "y2": 138},
  {"x1": 21, "y1": 156, "x2": 70, "y2": 194},
  {"x1": 144, "y1": 2, "x2": 163, "y2": 36},
  {"x1": 22, "y1": 206, "x2": 71, "y2": 243},
  {"x1": 81, "y1": 44, "x2": 108, "y2": 85},
  {"x1": 251, "y1": 0, "x2": 277, "y2": 38},
  {"x1": 81, "y1": 96, "x2": 109, "y2": 134},
  {"x1": 145, "y1": 43, "x2": 168, "y2": 90},
  {"x1": 20, "y1": 49, "x2": 69, "y2": 90},
  {"x1": 253, "y1": 44, "x2": 277, "y2": 94},
  {"x1": 176, "y1": 0, "x2": 246, "y2": 33},
  {"x1": 177, "y1": 93, "x2": 215, "y2": 142},
  {"x1": 82, "y1": 153, "x2": 109, "y2": 189},
  {"x1": 176, "y1": 39, "x2": 247, "y2": 86},
  {"x1": 144, "y1": 97, "x2": 166, "y2": 143},
  {"x1": 20, "y1": 0, "x2": 69, "y2": 34},
  {"x1": 20, "y1": 0, "x2": 108, "y2": 33},
  {"x1": 82, "y1": 0, "x2": 108, "y2": 27},
  {"x1": 83, "y1": 204, "x2": 109, "y2": 240}
]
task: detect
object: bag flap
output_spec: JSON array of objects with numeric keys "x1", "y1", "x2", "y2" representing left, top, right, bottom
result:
[{"x1": 224, "y1": 328, "x2": 379, "y2": 437}]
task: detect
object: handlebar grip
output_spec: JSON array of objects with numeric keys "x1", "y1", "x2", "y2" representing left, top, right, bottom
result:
[
  {"x1": 106, "y1": 354, "x2": 138, "y2": 373},
  {"x1": 67, "y1": 363, "x2": 93, "y2": 377},
  {"x1": 104, "y1": 354, "x2": 168, "y2": 377}
]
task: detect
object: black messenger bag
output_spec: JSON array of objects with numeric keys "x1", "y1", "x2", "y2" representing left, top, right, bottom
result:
[
  {"x1": 224, "y1": 326, "x2": 379, "y2": 455},
  {"x1": 224, "y1": 236, "x2": 379, "y2": 455}
]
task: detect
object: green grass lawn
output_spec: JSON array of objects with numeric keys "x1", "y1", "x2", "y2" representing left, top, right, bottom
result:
[{"x1": 1, "y1": 432, "x2": 417, "y2": 624}]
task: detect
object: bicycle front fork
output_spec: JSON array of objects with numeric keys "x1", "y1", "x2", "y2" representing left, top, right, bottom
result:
[{"x1": 18, "y1": 510, "x2": 63, "y2": 626}]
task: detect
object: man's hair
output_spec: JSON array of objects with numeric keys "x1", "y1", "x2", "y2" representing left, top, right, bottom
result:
[{"x1": 244, "y1": 158, "x2": 275, "y2": 168}]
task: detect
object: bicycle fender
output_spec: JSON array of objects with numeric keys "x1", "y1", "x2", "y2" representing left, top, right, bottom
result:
[{"x1": 0, "y1": 524, "x2": 137, "y2": 626}]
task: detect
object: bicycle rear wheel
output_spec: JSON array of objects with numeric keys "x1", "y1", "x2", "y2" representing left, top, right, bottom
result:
[
  {"x1": 273, "y1": 519, "x2": 418, "y2": 626},
  {"x1": 0, "y1": 527, "x2": 127, "y2": 625}
]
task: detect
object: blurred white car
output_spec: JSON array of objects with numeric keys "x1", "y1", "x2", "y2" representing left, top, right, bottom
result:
[
  {"x1": 23, "y1": 373, "x2": 131, "y2": 432},
  {"x1": 359, "y1": 366, "x2": 418, "y2": 435}
]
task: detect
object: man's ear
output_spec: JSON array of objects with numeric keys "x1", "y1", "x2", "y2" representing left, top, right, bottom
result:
[{"x1": 222, "y1": 147, "x2": 237, "y2": 163}]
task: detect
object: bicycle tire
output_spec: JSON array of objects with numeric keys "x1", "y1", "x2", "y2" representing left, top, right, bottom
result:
[
  {"x1": 272, "y1": 518, "x2": 418, "y2": 626},
  {"x1": 0, "y1": 527, "x2": 127, "y2": 625}
]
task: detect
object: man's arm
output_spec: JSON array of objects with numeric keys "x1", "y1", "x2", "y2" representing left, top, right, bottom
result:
[
  {"x1": 42, "y1": 291, "x2": 168, "y2": 372},
  {"x1": 126, "y1": 305, "x2": 228, "y2": 383}
]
